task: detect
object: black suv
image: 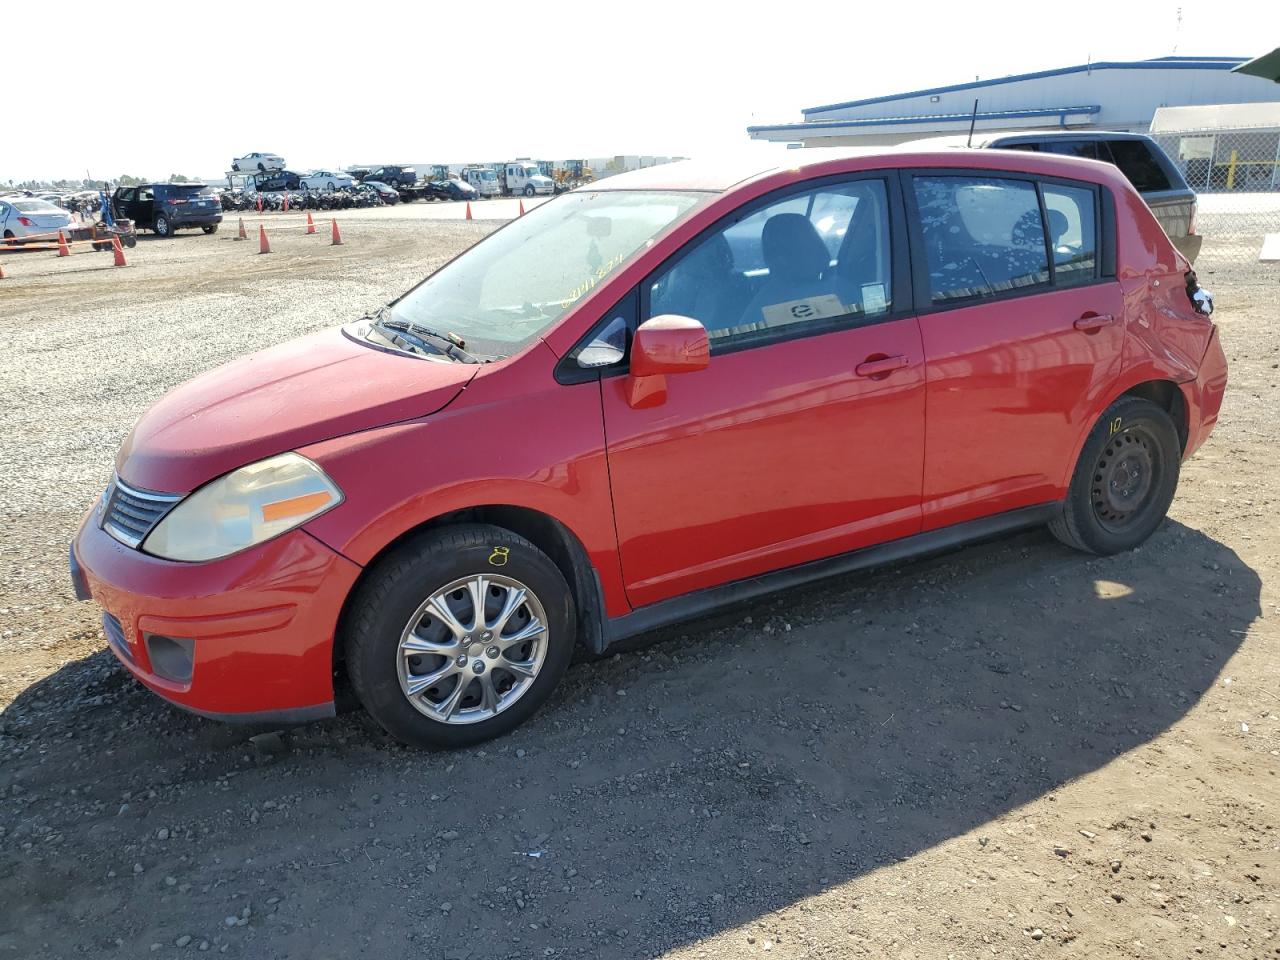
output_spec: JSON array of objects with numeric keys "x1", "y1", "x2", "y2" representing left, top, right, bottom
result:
[
  {"x1": 112, "y1": 183, "x2": 223, "y2": 237},
  {"x1": 255, "y1": 170, "x2": 304, "y2": 192},
  {"x1": 360, "y1": 165, "x2": 417, "y2": 188},
  {"x1": 981, "y1": 132, "x2": 1201, "y2": 262}
]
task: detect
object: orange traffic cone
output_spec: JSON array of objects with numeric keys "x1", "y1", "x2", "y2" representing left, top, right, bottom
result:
[
  {"x1": 306, "y1": 212, "x2": 316, "y2": 235},
  {"x1": 256, "y1": 195, "x2": 263, "y2": 212},
  {"x1": 465, "y1": 202, "x2": 473, "y2": 221},
  {"x1": 0, "y1": 261, "x2": 6, "y2": 279},
  {"x1": 258, "y1": 224, "x2": 271, "y2": 254},
  {"x1": 282, "y1": 193, "x2": 289, "y2": 213},
  {"x1": 112, "y1": 236, "x2": 127, "y2": 267},
  {"x1": 57, "y1": 231, "x2": 70, "y2": 257},
  {"x1": 518, "y1": 199, "x2": 526, "y2": 216},
  {"x1": 236, "y1": 217, "x2": 247, "y2": 240},
  {"x1": 330, "y1": 219, "x2": 343, "y2": 246}
]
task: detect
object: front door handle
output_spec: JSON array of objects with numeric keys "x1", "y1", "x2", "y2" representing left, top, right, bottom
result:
[
  {"x1": 855, "y1": 354, "x2": 910, "y2": 378},
  {"x1": 1074, "y1": 313, "x2": 1115, "y2": 332}
]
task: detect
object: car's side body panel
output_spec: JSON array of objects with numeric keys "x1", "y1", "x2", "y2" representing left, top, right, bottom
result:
[
  {"x1": 299, "y1": 344, "x2": 632, "y2": 619},
  {"x1": 916, "y1": 281, "x2": 1127, "y2": 530},
  {"x1": 601, "y1": 316, "x2": 927, "y2": 608}
]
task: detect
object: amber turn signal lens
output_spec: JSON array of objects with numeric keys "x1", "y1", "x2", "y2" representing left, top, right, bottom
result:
[{"x1": 260, "y1": 491, "x2": 333, "y2": 523}]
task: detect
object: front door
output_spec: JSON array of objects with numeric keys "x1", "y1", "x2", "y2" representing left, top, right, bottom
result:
[
  {"x1": 904, "y1": 171, "x2": 1126, "y2": 529},
  {"x1": 600, "y1": 176, "x2": 927, "y2": 609}
]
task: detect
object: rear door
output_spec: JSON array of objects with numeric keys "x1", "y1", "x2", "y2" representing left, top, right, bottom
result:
[{"x1": 905, "y1": 170, "x2": 1125, "y2": 530}]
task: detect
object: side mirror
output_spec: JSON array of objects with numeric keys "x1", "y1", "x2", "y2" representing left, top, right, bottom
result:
[
  {"x1": 625, "y1": 315, "x2": 709, "y2": 409},
  {"x1": 630, "y1": 315, "x2": 710, "y2": 377}
]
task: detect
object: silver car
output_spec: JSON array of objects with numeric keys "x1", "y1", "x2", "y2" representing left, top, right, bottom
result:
[{"x1": 1, "y1": 198, "x2": 74, "y2": 242}]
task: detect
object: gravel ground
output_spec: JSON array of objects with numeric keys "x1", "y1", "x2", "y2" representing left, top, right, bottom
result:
[{"x1": 0, "y1": 212, "x2": 1277, "y2": 959}]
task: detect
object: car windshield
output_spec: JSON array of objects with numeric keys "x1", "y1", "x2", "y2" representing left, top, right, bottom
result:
[
  {"x1": 481, "y1": 171, "x2": 496, "y2": 180},
  {"x1": 388, "y1": 190, "x2": 709, "y2": 356}
]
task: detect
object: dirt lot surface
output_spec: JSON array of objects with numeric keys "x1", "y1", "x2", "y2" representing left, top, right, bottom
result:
[{"x1": 1, "y1": 209, "x2": 1277, "y2": 959}]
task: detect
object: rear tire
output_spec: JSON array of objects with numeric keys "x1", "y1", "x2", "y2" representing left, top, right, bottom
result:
[
  {"x1": 344, "y1": 524, "x2": 576, "y2": 748},
  {"x1": 153, "y1": 214, "x2": 171, "y2": 237},
  {"x1": 1049, "y1": 396, "x2": 1181, "y2": 555},
  {"x1": 202, "y1": 224, "x2": 218, "y2": 235}
]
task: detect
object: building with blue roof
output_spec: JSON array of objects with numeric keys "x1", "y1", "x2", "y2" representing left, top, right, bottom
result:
[{"x1": 747, "y1": 57, "x2": 1279, "y2": 147}]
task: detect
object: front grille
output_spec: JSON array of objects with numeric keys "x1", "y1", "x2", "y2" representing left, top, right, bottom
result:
[
  {"x1": 103, "y1": 612, "x2": 131, "y2": 662},
  {"x1": 101, "y1": 476, "x2": 183, "y2": 549}
]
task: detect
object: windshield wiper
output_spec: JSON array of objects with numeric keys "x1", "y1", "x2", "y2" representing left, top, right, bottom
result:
[{"x1": 366, "y1": 307, "x2": 478, "y2": 363}]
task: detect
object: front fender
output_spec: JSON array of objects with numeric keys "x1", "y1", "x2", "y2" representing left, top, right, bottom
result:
[{"x1": 297, "y1": 350, "x2": 630, "y2": 619}]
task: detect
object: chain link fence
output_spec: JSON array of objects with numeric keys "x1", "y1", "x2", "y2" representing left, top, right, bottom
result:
[{"x1": 1150, "y1": 128, "x2": 1280, "y2": 263}]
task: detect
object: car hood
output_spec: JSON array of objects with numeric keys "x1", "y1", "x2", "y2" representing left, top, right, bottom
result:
[{"x1": 116, "y1": 328, "x2": 477, "y2": 493}]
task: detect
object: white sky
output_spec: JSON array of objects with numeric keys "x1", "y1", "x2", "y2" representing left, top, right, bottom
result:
[{"x1": 7, "y1": 0, "x2": 1277, "y2": 183}]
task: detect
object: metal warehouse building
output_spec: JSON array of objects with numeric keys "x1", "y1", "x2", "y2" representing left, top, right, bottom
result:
[{"x1": 747, "y1": 57, "x2": 1279, "y2": 148}]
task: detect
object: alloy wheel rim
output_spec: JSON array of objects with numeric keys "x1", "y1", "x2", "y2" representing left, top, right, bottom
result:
[
  {"x1": 397, "y1": 573, "x2": 548, "y2": 725},
  {"x1": 1091, "y1": 427, "x2": 1159, "y2": 531}
]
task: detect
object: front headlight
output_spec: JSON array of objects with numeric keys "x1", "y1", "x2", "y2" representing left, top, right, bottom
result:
[{"x1": 143, "y1": 452, "x2": 343, "y2": 562}]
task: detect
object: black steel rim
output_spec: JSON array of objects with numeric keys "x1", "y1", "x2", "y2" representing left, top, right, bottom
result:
[{"x1": 1091, "y1": 425, "x2": 1160, "y2": 531}]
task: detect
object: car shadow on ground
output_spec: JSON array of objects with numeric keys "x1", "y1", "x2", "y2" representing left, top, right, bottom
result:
[{"x1": 0, "y1": 520, "x2": 1261, "y2": 957}]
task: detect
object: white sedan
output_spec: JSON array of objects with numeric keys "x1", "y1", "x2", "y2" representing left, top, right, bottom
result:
[
  {"x1": 1, "y1": 197, "x2": 74, "y2": 241},
  {"x1": 299, "y1": 170, "x2": 356, "y2": 191},
  {"x1": 232, "y1": 152, "x2": 285, "y2": 173}
]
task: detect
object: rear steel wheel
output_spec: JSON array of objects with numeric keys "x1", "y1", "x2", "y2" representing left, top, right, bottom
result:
[
  {"x1": 398, "y1": 573, "x2": 548, "y2": 724},
  {"x1": 1090, "y1": 427, "x2": 1160, "y2": 532},
  {"x1": 1049, "y1": 396, "x2": 1180, "y2": 555}
]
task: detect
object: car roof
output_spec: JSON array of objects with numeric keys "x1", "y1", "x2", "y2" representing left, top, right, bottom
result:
[
  {"x1": 904, "y1": 130, "x2": 1155, "y2": 149},
  {"x1": 587, "y1": 145, "x2": 1130, "y2": 194}
]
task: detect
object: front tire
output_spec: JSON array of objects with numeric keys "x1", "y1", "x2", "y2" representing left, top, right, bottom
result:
[
  {"x1": 1050, "y1": 396, "x2": 1181, "y2": 555},
  {"x1": 344, "y1": 524, "x2": 576, "y2": 748},
  {"x1": 523, "y1": 184, "x2": 535, "y2": 197}
]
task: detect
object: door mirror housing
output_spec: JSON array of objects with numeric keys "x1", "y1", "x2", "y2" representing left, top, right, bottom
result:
[
  {"x1": 625, "y1": 315, "x2": 709, "y2": 409},
  {"x1": 630, "y1": 315, "x2": 710, "y2": 377}
]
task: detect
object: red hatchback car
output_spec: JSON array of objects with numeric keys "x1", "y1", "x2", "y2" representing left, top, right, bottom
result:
[{"x1": 71, "y1": 148, "x2": 1225, "y2": 747}]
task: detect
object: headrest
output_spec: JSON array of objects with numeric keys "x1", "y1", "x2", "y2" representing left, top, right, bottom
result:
[{"x1": 762, "y1": 213, "x2": 830, "y2": 282}]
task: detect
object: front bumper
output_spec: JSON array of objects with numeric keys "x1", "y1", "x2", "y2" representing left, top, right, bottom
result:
[{"x1": 71, "y1": 509, "x2": 362, "y2": 723}]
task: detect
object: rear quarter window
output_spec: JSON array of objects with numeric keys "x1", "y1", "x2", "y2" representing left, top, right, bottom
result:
[{"x1": 1100, "y1": 140, "x2": 1172, "y2": 193}]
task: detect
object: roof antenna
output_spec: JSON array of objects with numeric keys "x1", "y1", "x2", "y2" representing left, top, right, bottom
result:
[{"x1": 966, "y1": 99, "x2": 979, "y2": 147}]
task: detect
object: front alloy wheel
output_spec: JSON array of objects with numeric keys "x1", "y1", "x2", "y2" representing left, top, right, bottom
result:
[
  {"x1": 344, "y1": 524, "x2": 575, "y2": 747},
  {"x1": 398, "y1": 573, "x2": 548, "y2": 724}
]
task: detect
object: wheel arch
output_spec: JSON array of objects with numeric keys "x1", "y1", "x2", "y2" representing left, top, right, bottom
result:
[
  {"x1": 333, "y1": 504, "x2": 607, "y2": 677},
  {"x1": 1058, "y1": 375, "x2": 1191, "y2": 492},
  {"x1": 1119, "y1": 379, "x2": 1188, "y2": 453}
]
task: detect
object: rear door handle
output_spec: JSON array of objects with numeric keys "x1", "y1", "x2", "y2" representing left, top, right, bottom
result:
[
  {"x1": 855, "y1": 354, "x2": 910, "y2": 378},
  {"x1": 1074, "y1": 313, "x2": 1115, "y2": 332}
]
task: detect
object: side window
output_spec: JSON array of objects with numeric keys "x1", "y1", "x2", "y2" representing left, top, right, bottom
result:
[
  {"x1": 1044, "y1": 140, "x2": 1098, "y2": 160},
  {"x1": 648, "y1": 179, "x2": 893, "y2": 352},
  {"x1": 912, "y1": 176, "x2": 1049, "y2": 305},
  {"x1": 569, "y1": 290, "x2": 636, "y2": 371},
  {"x1": 1100, "y1": 140, "x2": 1172, "y2": 193},
  {"x1": 1042, "y1": 184, "x2": 1098, "y2": 285}
]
